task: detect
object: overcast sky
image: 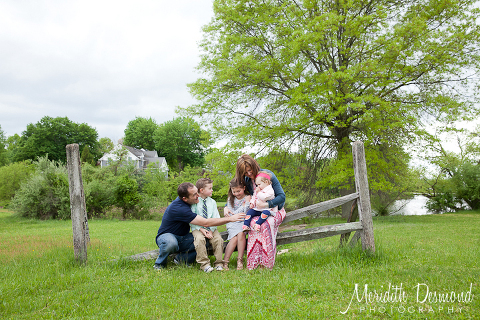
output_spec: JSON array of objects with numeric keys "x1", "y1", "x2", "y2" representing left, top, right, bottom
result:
[{"x1": 0, "y1": 0, "x2": 214, "y2": 143}]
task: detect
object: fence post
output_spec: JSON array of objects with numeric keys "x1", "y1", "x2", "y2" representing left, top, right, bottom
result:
[
  {"x1": 352, "y1": 141, "x2": 375, "y2": 252},
  {"x1": 66, "y1": 143, "x2": 89, "y2": 263}
]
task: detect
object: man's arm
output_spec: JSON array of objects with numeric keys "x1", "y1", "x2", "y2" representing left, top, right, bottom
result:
[{"x1": 190, "y1": 212, "x2": 245, "y2": 228}]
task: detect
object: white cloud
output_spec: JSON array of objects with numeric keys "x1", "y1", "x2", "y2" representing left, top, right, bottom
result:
[{"x1": 0, "y1": 0, "x2": 213, "y2": 141}]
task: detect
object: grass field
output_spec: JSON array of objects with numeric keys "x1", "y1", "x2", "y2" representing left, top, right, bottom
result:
[{"x1": 0, "y1": 208, "x2": 479, "y2": 319}]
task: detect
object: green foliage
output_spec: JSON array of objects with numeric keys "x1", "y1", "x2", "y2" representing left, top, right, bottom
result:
[
  {"x1": 11, "y1": 156, "x2": 70, "y2": 219},
  {"x1": 185, "y1": 0, "x2": 480, "y2": 193},
  {"x1": 165, "y1": 166, "x2": 206, "y2": 201},
  {"x1": 0, "y1": 161, "x2": 34, "y2": 207},
  {"x1": 80, "y1": 146, "x2": 96, "y2": 166},
  {"x1": 14, "y1": 116, "x2": 101, "y2": 164},
  {"x1": 154, "y1": 117, "x2": 210, "y2": 172},
  {"x1": 203, "y1": 147, "x2": 243, "y2": 201},
  {"x1": 425, "y1": 162, "x2": 480, "y2": 213},
  {"x1": 123, "y1": 117, "x2": 159, "y2": 151},
  {"x1": 142, "y1": 163, "x2": 170, "y2": 205},
  {"x1": 421, "y1": 128, "x2": 480, "y2": 213},
  {"x1": 98, "y1": 137, "x2": 114, "y2": 154},
  {"x1": 114, "y1": 174, "x2": 141, "y2": 219},
  {"x1": 5, "y1": 133, "x2": 21, "y2": 164},
  {"x1": 0, "y1": 124, "x2": 7, "y2": 166},
  {"x1": 84, "y1": 179, "x2": 115, "y2": 217}
]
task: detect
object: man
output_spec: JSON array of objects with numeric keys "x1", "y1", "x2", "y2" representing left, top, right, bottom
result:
[{"x1": 154, "y1": 182, "x2": 245, "y2": 270}]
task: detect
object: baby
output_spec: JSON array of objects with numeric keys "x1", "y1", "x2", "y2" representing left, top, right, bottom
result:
[{"x1": 243, "y1": 171, "x2": 278, "y2": 232}]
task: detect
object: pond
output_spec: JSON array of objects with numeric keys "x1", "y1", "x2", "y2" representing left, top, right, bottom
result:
[{"x1": 389, "y1": 195, "x2": 432, "y2": 215}]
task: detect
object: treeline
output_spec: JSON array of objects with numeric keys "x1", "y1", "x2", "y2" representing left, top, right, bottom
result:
[{"x1": 2, "y1": 116, "x2": 480, "y2": 220}]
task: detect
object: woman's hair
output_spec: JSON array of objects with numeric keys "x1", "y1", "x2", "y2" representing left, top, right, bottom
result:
[
  {"x1": 227, "y1": 178, "x2": 249, "y2": 207},
  {"x1": 256, "y1": 171, "x2": 272, "y2": 185},
  {"x1": 235, "y1": 154, "x2": 260, "y2": 182}
]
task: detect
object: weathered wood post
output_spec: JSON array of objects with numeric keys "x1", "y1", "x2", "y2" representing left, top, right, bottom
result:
[
  {"x1": 66, "y1": 143, "x2": 89, "y2": 263},
  {"x1": 352, "y1": 141, "x2": 375, "y2": 252}
]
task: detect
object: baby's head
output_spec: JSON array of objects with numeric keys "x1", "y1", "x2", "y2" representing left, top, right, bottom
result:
[{"x1": 255, "y1": 171, "x2": 271, "y2": 190}]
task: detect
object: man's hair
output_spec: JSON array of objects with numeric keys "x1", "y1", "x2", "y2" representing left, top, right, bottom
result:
[
  {"x1": 196, "y1": 178, "x2": 213, "y2": 191},
  {"x1": 177, "y1": 182, "x2": 195, "y2": 199}
]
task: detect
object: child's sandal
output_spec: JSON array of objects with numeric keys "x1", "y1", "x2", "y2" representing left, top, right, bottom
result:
[{"x1": 237, "y1": 258, "x2": 243, "y2": 270}]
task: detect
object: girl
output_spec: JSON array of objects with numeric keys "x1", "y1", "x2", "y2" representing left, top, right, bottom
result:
[
  {"x1": 223, "y1": 178, "x2": 250, "y2": 270},
  {"x1": 243, "y1": 171, "x2": 278, "y2": 232}
]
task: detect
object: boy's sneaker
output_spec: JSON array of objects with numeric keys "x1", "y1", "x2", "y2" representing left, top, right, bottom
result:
[
  {"x1": 214, "y1": 265, "x2": 224, "y2": 271},
  {"x1": 153, "y1": 264, "x2": 163, "y2": 271},
  {"x1": 203, "y1": 265, "x2": 214, "y2": 273}
]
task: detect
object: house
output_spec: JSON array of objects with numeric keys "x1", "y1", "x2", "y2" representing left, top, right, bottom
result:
[{"x1": 99, "y1": 145, "x2": 169, "y2": 177}]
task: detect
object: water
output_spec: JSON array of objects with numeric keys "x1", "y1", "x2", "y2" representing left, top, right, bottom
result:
[{"x1": 390, "y1": 195, "x2": 431, "y2": 215}]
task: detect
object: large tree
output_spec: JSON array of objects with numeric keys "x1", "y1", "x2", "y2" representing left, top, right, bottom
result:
[
  {"x1": 154, "y1": 117, "x2": 210, "y2": 172},
  {"x1": 15, "y1": 116, "x2": 100, "y2": 163},
  {"x1": 186, "y1": 0, "x2": 480, "y2": 191},
  {"x1": 123, "y1": 117, "x2": 159, "y2": 151}
]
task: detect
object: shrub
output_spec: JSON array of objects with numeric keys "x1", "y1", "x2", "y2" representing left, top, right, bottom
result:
[
  {"x1": 11, "y1": 156, "x2": 70, "y2": 219},
  {"x1": 0, "y1": 160, "x2": 34, "y2": 207},
  {"x1": 114, "y1": 174, "x2": 141, "y2": 219},
  {"x1": 84, "y1": 179, "x2": 115, "y2": 217}
]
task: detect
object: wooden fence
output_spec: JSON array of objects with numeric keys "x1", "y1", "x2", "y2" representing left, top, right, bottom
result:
[{"x1": 126, "y1": 140, "x2": 374, "y2": 261}]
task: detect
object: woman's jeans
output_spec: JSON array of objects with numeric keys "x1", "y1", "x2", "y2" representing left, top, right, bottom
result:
[{"x1": 154, "y1": 233, "x2": 197, "y2": 267}]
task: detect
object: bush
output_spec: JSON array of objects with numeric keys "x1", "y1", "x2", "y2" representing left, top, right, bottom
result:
[
  {"x1": 425, "y1": 161, "x2": 480, "y2": 213},
  {"x1": 0, "y1": 160, "x2": 34, "y2": 207},
  {"x1": 84, "y1": 179, "x2": 115, "y2": 217},
  {"x1": 11, "y1": 156, "x2": 70, "y2": 219},
  {"x1": 114, "y1": 174, "x2": 141, "y2": 219}
]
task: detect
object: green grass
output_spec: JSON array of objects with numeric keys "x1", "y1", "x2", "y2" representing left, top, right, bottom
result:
[{"x1": 1, "y1": 208, "x2": 479, "y2": 319}]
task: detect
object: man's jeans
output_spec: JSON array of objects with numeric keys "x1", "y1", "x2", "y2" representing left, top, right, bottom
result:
[{"x1": 154, "y1": 233, "x2": 197, "y2": 267}]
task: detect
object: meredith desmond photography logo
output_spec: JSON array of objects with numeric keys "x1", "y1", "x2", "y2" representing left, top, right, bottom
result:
[{"x1": 340, "y1": 283, "x2": 474, "y2": 315}]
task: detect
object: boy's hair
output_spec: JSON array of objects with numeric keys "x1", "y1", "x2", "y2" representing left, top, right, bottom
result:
[
  {"x1": 227, "y1": 178, "x2": 249, "y2": 207},
  {"x1": 196, "y1": 178, "x2": 213, "y2": 192},
  {"x1": 256, "y1": 171, "x2": 272, "y2": 185},
  {"x1": 178, "y1": 182, "x2": 195, "y2": 199}
]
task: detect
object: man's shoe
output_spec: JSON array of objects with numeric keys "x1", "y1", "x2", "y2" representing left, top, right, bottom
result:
[
  {"x1": 153, "y1": 264, "x2": 163, "y2": 270},
  {"x1": 173, "y1": 258, "x2": 180, "y2": 265},
  {"x1": 214, "y1": 265, "x2": 224, "y2": 271}
]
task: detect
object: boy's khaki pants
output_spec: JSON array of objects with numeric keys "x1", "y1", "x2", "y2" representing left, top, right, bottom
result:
[{"x1": 192, "y1": 229, "x2": 224, "y2": 270}]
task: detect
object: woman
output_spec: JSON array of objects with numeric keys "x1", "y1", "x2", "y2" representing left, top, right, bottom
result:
[{"x1": 233, "y1": 154, "x2": 286, "y2": 270}]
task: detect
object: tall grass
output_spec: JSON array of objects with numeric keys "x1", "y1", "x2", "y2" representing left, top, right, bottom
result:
[{"x1": 0, "y1": 208, "x2": 479, "y2": 319}]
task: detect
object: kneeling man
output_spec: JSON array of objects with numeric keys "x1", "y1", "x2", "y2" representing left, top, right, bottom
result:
[{"x1": 154, "y1": 182, "x2": 245, "y2": 270}]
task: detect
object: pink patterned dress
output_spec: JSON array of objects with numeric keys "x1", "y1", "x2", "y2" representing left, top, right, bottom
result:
[{"x1": 246, "y1": 207, "x2": 286, "y2": 270}]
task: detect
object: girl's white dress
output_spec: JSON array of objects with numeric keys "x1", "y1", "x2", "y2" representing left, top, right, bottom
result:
[{"x1": 226, "y1": 196, "x2": 248, "y2": 240}]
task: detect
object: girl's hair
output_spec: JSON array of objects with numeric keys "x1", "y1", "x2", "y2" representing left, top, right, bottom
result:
[
  {"x1": 227, "y1": 178, "x2": 249, "y2": 207},
  {"x1": 235, "y1": 154, "x2": 260, "y2": 183},
  {"x1": 256, "y1": 171, "x2": 272, "y2": 185}
]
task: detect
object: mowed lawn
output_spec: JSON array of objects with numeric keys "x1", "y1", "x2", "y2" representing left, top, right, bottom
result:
[{"x1": 0, "y1": 208, "x2": 479, "y2": 319}]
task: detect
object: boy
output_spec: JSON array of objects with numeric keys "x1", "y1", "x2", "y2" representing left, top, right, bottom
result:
[{"x1": 190, "y1": 178, "x2": 225, "y2": 272}]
